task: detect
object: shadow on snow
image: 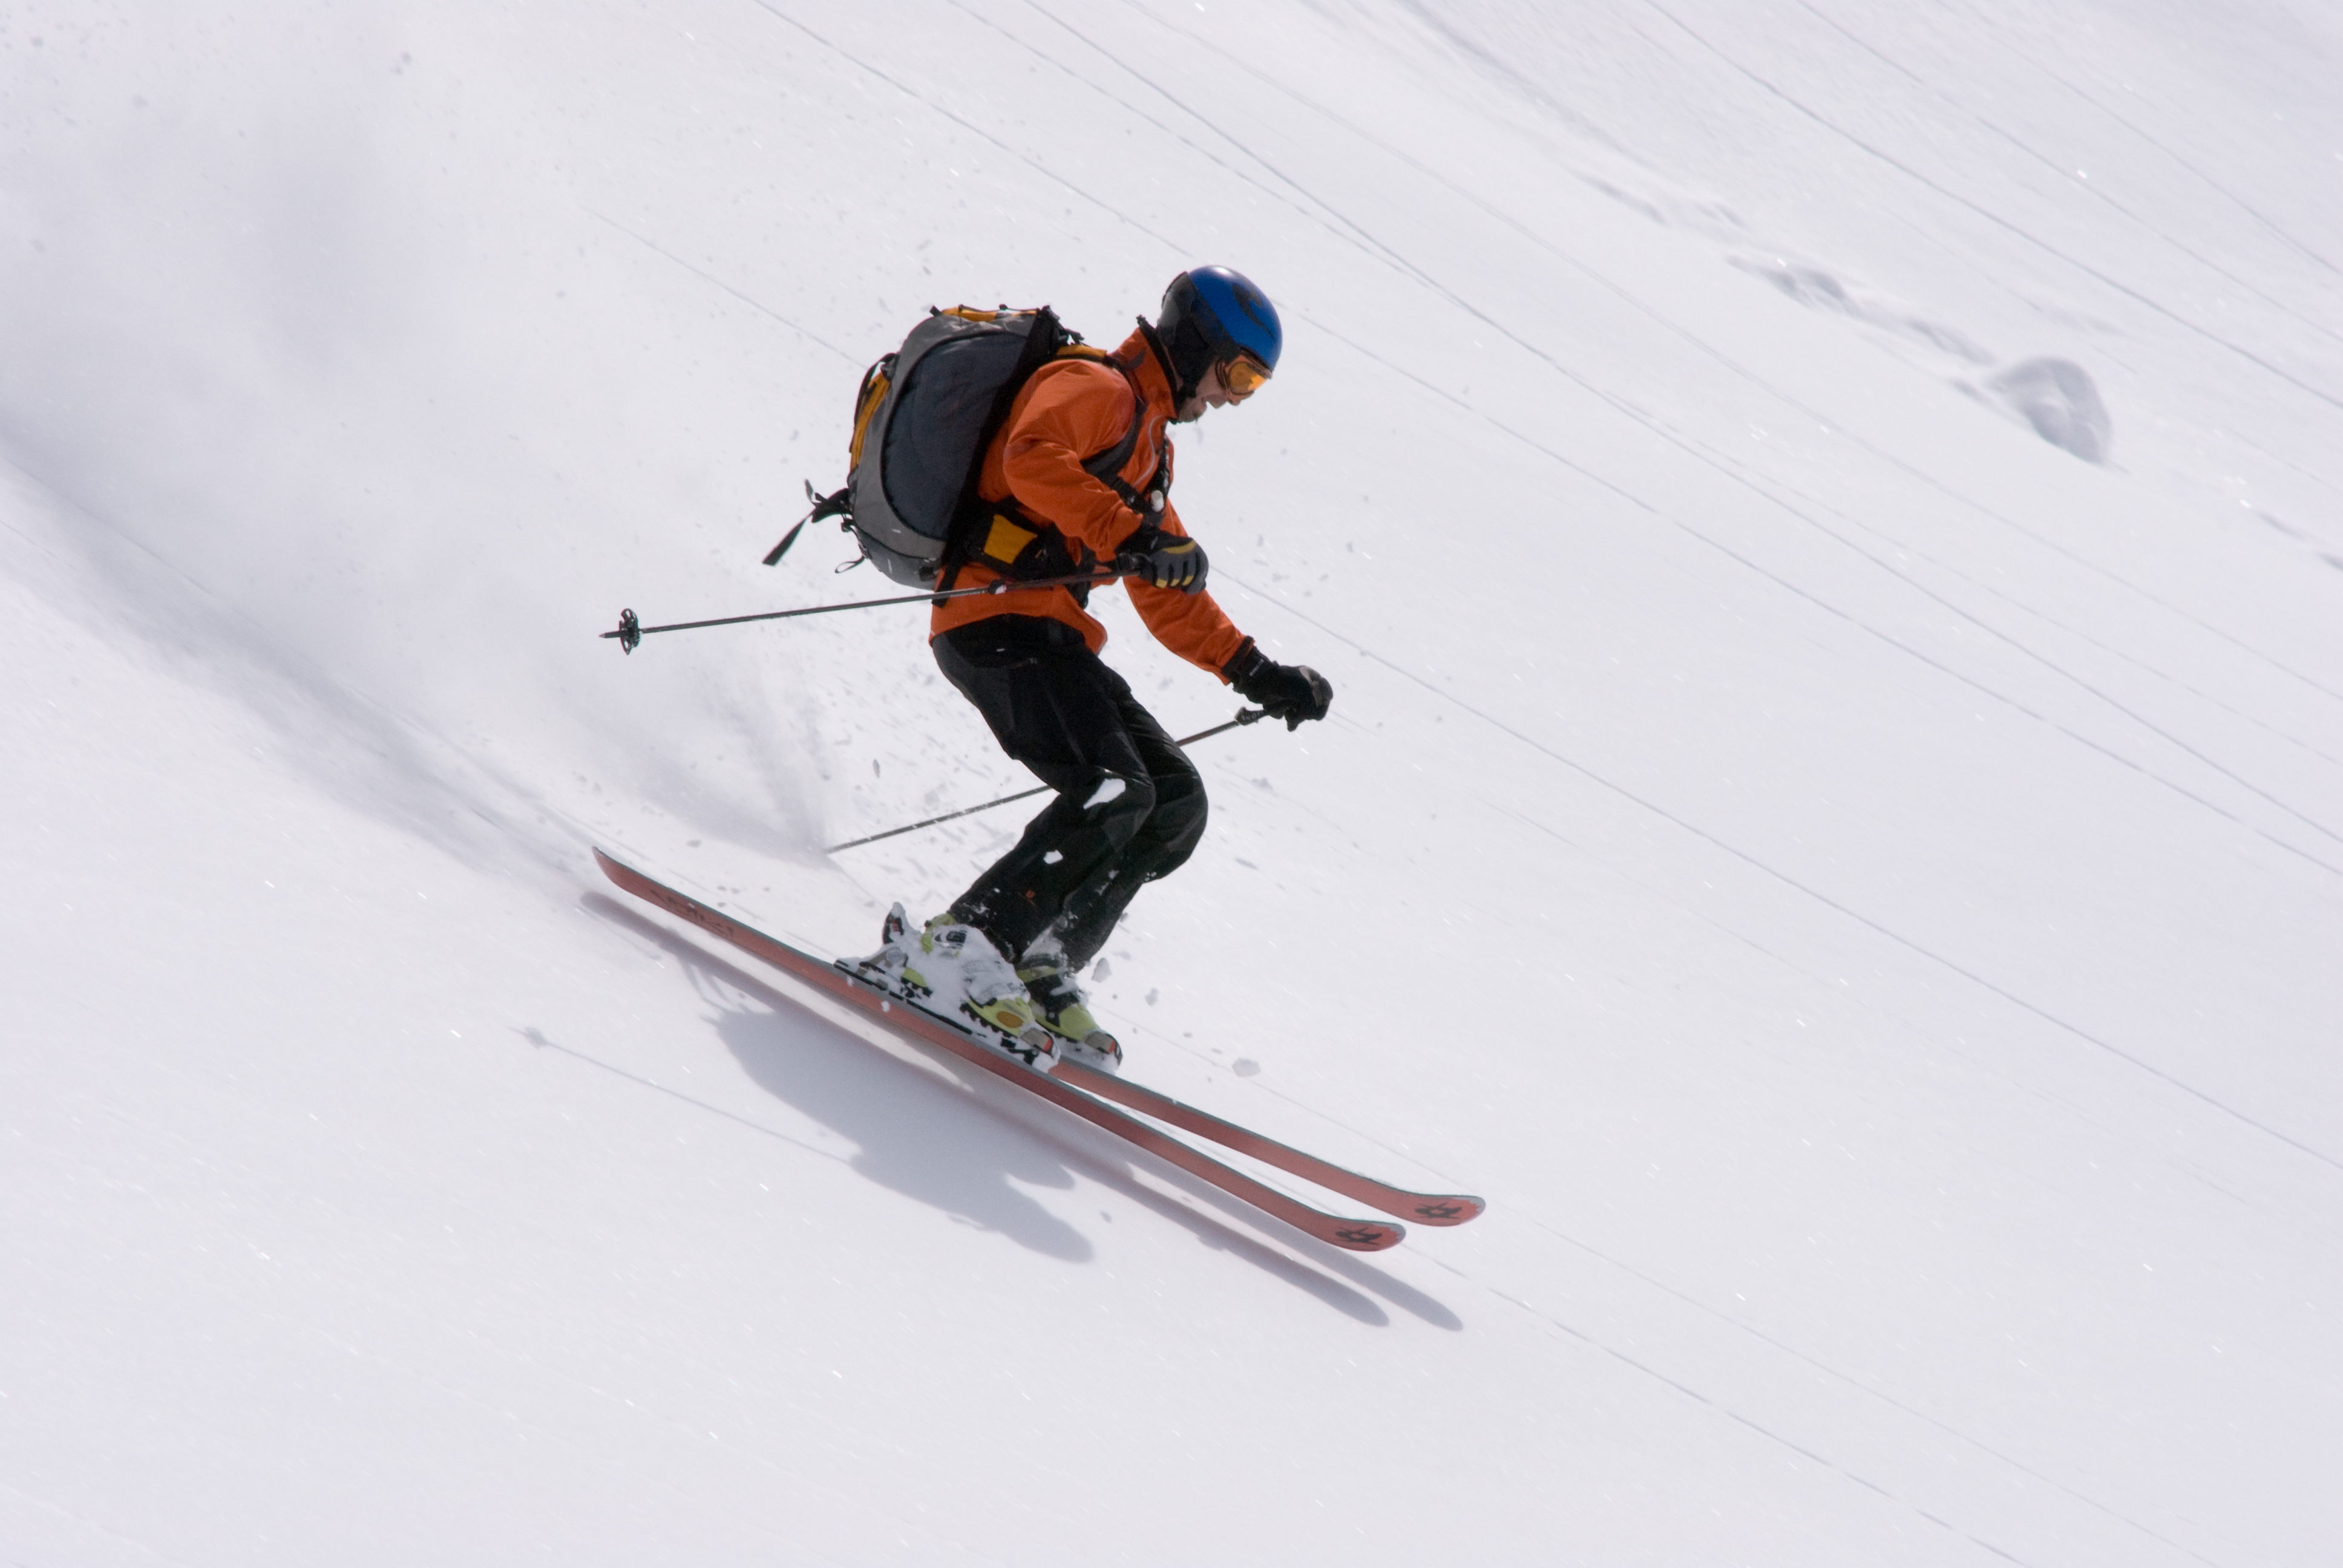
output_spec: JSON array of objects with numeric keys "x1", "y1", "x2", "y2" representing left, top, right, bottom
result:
[{"x1": 578, "y1": 893, "x2": 1457, "y2": 1328}]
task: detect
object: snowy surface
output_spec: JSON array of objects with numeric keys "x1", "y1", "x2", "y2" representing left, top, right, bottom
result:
[{"x1": 4, "y1": 2, "x2": 2339, "y2": 1563}]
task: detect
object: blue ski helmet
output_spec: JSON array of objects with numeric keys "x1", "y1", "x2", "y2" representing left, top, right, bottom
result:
[{"x1": 1157, "y1": 266, "x2": 1282, "y2": 400}]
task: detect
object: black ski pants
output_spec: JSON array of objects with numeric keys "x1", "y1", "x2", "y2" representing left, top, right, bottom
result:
[{"x1": 933, "y1": 616, "x2": 1207, "y2": 971}]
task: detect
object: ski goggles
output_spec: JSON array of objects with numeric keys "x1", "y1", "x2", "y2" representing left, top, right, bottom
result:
[{"x1": 1219, "y1": 350, "x2": 1273, "y2": 400}]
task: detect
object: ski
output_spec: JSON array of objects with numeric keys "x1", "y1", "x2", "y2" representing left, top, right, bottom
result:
[
  {"x1": 1051, "y1": 1060, "x2": 1484, "y2": 1226},
  {"x1": 592, "y1": 849, "x2": 1405, "y2": 1252}
]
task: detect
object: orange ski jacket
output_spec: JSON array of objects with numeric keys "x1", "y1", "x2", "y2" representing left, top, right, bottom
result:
[{"x1": 928, "y1": 326, "x2": 1250, "y2": 678}]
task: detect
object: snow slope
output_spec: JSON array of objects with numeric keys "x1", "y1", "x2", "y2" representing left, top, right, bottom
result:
[{"x1": 4, "y1": 1, "x2": 2339, "y2": 1562}]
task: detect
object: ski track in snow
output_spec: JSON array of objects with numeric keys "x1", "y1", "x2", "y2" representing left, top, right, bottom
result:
[
  {"x1": 1784, "y1": 0, "x2": 2343, "y2": 350},
  {"x1": 1224, "y1": 566, "x2": 2343, "y2": 1177},
  {"x1": 5, "y1": 0, "x2": 2339, "y2": 1563},
  {"x1": 946, "y1": 0, "x2": 2343, "y2": 868},
  {"x1": 1135, "y1": 848, "x2": 2212, "y2": 1558},
  {"x1": 1104, "y1": 0, "x2": 2343, "y2": 734},
  {"x1": 585, "y1": 207, "x2": 861, "y2": 365},
  {"x1": 1640, "y1": 0, "x2": 2343, "y2": 415},
  {"x1": 621, "y1": 823, "x2": 2188, "y2": 1564}
]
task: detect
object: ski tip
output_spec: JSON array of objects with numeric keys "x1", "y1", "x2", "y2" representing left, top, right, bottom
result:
[
  {"x1": 1327, "y1": 1218, "x2": 1406, "y2": 1252},
  {"x1": 1405, "y1": 1195, "x2": 1487, "y2": 1226},
  {"x1": 591, "y1": 846, "x2": 648, "y2": 895}
]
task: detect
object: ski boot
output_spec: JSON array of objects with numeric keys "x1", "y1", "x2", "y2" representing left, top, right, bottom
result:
[
  {"x1": 906, "y1": 915, "x2": 1057, "y2": 1067},
  {"x1": 1018, "y1": 955, "x2": 1123, "y2": 1073}
]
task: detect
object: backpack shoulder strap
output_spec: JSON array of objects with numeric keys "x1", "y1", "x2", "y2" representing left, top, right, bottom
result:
[
  {"x1": 1080, "y1": 364, "x2": 1162, "y2": 527},
  {"x1": 935, "y1": 306, "x2": 1072, "y2": 592},
  {"x1": 944, "y1": 332, "x2": 1165, "y2": 593}
]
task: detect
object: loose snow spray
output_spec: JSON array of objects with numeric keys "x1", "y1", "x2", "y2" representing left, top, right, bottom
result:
[
  {"x1": 0, "y1": 3, "x2": 837, "y2": 871},
  {"x1": 591, "y1": 552, "x2": 1280, "y2": 852}
]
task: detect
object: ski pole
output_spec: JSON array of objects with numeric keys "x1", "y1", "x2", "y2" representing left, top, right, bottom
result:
[
  {"x1": 827, "y1": 707, "x2": 1269, "y2": 854},
  {"x1": 603, "y1": 558, "x2": 1146, "y2": 653}
]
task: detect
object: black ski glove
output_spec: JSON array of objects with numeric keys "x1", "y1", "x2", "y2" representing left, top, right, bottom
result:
[
  {"x1": 1124, "y1": 528, "x2": 1208, "y2": 594},
  {"x1": 1224, "y1": 640, "x2": 1333, "y2": 731}
]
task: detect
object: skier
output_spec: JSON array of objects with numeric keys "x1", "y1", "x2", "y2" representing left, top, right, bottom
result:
[{"x1": 874, "y1": 267, "x2": 1332, "y2": 1067}]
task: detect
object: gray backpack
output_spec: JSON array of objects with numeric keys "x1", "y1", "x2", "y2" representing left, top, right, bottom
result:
[{"x1": 806, "y1": 305, "x2": 1155, "y2": 587}]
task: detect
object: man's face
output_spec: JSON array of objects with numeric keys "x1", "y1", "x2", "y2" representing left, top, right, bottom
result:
[{"x1": 1172, "y1": 363, "x2": 1236, "y2": 425}]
